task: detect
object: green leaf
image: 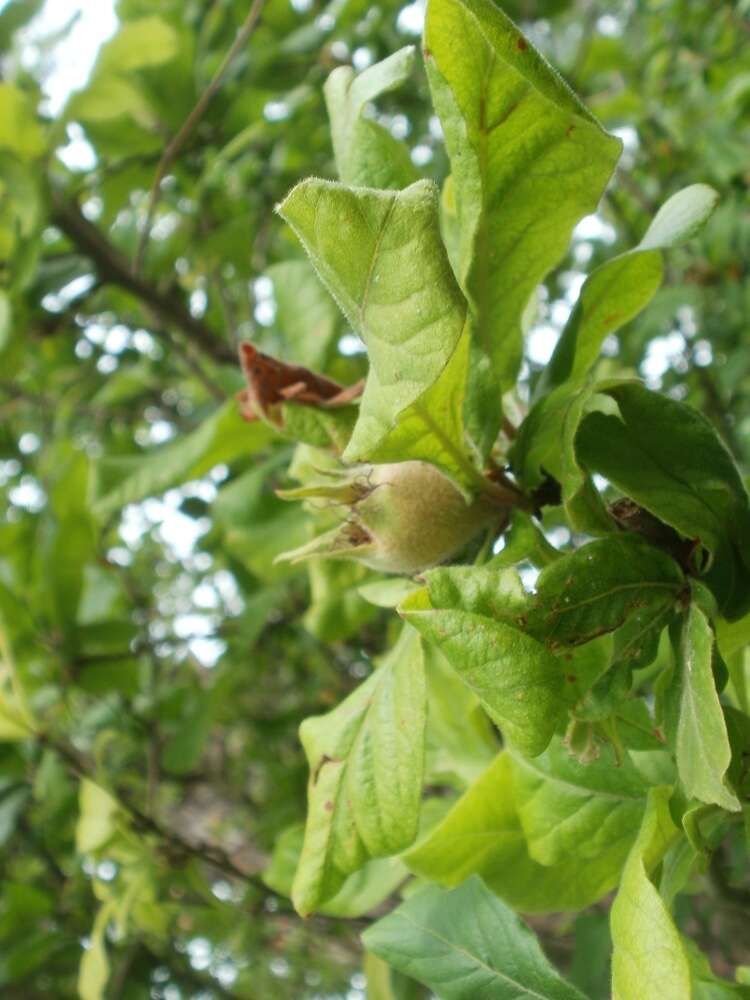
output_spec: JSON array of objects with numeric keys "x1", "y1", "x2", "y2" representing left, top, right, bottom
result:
[
  {"x1": 490, "y1": 510, "x2": 562, "y2": 569},
  {"x1": 510, "y1": 737, "x2": 664, "y2": 866},
  {"x1": 423, "y1": 642, "x2": 498, "y2": 788},
  {"x1": 264, "y1": 823, "x2": 406, "y2": 918},
  {"x1": 363, "y1": 875, "x2": 587, "y2": 1000},
  {"x1": 0, "y1": 84, "x2": 45, "y2": 160},
  {"x1": 325, "y1": 46, "x2": 420, "y2": 189},
  {"x1": 512, "y1": 378, "x2": 625, "y2": 533},
  {"x1": 292, "y1": 626, "x2": 425, "y2": 915},
  {"x1": 98, "y1": 16, "x2": 180, "y2": 74},
  {"x1": 576, "y1": 383, "x2": 750, "y2": 617},
  {"x1": 0, "y1": 786, "x2": 28, "y2": 846},
  {"x1": 401, "y1": 584, "x2": 563, "y2": 756},
  {"x1": 363, "y1": 329, "x2": 483, "y2": 496},
  {"x1": 0, "y1": 291, "x2": 11, "y2": 350},
  {"x1": 304, "y1": 559, "x2": 378, "y2": 642},
  {"x1": 638, "y1": 184, "x2": 720, "y2": 250},
  {"x1": 610, "y1": 787, "x2": 686, "y2": 1000},
  {"x1": 0, "y1": 624, "x2": 35, "y2": 740},
  {"x1": 405, "y1": 752, "x2": 674, "y2": 913},
  {"x1": 67, "y1": 17, "x2": 180, "y2": 123},
  {"x1": 665, "y1": 602, "x2": 740, "y2": 811},
  {"x1": 524, "y1": 534, "x2": 684, "y2": 650},
  {"x1": 274, "y1": 399, "x2": 358, "y2": 453},
  {"x1": 75, "y1": 780, "x2": 120, "y2": 854},
  {"x1": 424, "y1": 0, "x2": 620, "y2": 393},
  {"x1": 91, "y1": 402, "x2": 273, "y2": 517},
  {"x1": 359, "y1": 577, "x2": 421, "y2": 608},
  {"x1": 267, "y1": 258, "x2": 341, "y2": 369},
  {"x1": 543, "y1": 184, "x2": 719, "y2": 392},
  {"x1": 277, "y1": 179, "x2": 467, "y2": 464},
  {"x1": 78, "y1": 902, "x2": 114, "y2": 1000}
]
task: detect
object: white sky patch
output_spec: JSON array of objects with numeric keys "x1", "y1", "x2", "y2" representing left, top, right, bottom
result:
[
  {"x1": 640, "y1": 330, "x2": 686, "y2": 388},
  {"x1": 396, "y1": 0, "x2": 425, "y2": 35},
  {"x1": 526, "y1": 323, "x2": 558, "y2": 365},
  {"x1": 21, "y1": 0, "x2": 117, "y2": 115},
  {"x1": 574, "y1": 214, "x2": 616, "y2": 244},
  {"x1": 339, "y1": 332, "x2": 366, "y2": 355}
]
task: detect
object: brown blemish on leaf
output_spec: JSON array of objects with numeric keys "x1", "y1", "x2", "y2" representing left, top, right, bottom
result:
[
  {"x1": 516, "y1": 37, "x2": 527, "y2": 51},
  {"x1": 566, "y1": 674, "x2": 577, "y2": 683},
  {"x1": 237, "y1": 342, "x2": 363, "y2": 423},
  {"x1": 324, "y1": 800, "x2": 334, "y2": 812}
]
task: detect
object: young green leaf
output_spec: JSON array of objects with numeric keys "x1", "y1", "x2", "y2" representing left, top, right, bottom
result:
[
  {"x1": 292, "y1": 626, "x2": 425, "y2": 915},
  {"x1": 404, "y1": 753, "x2": 670, "y2": 913},
  {"x1": 424, "y1": 0, "x2": 621, "y2": 394},
  {"x1": 610, "y1": 786, "x2": 686, "y2": 1000},
  {"x1": 363, "y1": 329, "x2": 483, "y2": 498},
  {"x1": 511, "y1": 737, "x2": 663, "y2": 866},
  {"x1": 542, "y1": 184, "x2": 719, "y2": 393},
  {"x1": 363, "y1": 875, "x2": 587, "y2": 1000},
  {"x1": 277, "y1": 179, "x2": 468, "y2": 465},
  {"x1": 665, "y1": 602, "x2": 741, "y2": 811},
  {"x1": 401, "y1": 589, "x2": 563, "y2": 756},
  {"x1": 325, "y1": 46, "x2": 420, "y2": 190}
]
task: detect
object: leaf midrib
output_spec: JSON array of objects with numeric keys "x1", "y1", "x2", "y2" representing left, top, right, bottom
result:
[{"x1": 394, "y1": 909, "x2": 560, "y2": 1000}]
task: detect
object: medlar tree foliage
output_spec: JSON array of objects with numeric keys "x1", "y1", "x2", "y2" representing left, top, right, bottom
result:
[{"x1": 0, "y1": 0, "x2": 749, "y2": 998}]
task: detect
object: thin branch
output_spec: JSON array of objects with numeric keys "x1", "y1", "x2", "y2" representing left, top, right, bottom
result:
[
  {"x1": 50, "y1": 191, "x2": 235, "y2": 366},
  {"x1": 133, "y1": 0, "x2": 267, "y2": 276},
  {"x1": 39, "y1": 733, "x2": 268, "y2": 895}
]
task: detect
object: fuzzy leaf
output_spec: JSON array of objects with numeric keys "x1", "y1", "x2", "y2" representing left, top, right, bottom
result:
[
  {"x1": 277, "y1": 179, "x2": 467, "y2": 463},
  {"x1": 424, "y1": 0, "x2": 620, "y2": 393},
  {"x1": 325, "y1": 46, "x2": 420, "y2": 189},
  {"x1": 364, "y1": 330, "x2": 482, "y2": 496},
  {"x1": 363, "y1": 875, "x2": 587, "y2": 1000},
  {"x1": 292, "y1": 627, "x2": 425, "y2": 915}
]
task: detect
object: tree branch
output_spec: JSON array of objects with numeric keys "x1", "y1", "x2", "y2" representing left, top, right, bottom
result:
[
  {"x1": 50, "y1": 191, "x2": 236, "y2": 365},
  {"x1": 40, "y1": 733, "x2": 268, "y2": 895},
  {"x1": 134, "y1": 0, "x2": 267, "y2": 275}
]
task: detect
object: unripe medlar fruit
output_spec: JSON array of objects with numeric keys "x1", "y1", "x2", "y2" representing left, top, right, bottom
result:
[{"x1": 278, "y1": 460, "x2": 506, "y2": 575}]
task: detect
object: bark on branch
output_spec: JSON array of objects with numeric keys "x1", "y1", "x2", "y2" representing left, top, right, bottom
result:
[{"x1": 50, "y1": 191, "x2": 236, "y2": 365}]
